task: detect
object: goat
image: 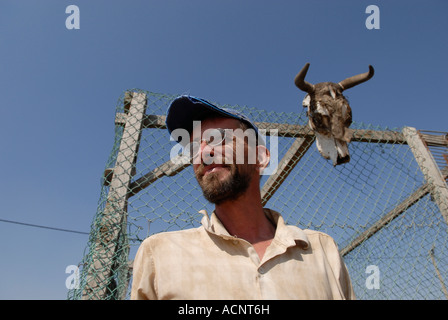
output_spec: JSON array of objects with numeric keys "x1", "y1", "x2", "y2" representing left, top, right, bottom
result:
[{"x1": 294, "y1": 63, "x2": 374, "y2": 166}]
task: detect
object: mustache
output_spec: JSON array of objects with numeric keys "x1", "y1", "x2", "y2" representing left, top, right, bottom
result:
[
  {"x1": 195, "y1": 163, "x2": 232, "y2": 177},
  {"x1": 194, "y1": 152, "x2": 231, "y2": 169}
]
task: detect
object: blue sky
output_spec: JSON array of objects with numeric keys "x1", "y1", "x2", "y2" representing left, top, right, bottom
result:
[{"x1": 0, "y1": 0, "x2": 447, "y2": 299}]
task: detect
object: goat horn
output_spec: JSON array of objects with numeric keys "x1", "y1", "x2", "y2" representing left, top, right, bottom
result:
[
  {"x1": 294, "y1": 63, "x2": 315, "y2": 93},
  {"x1": 338, "y1": 65, "x2": 374, "y2": 91}
]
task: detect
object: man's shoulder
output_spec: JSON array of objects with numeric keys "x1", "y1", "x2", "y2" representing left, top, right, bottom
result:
[
  {"x1": 303, "y1": 229, "x2": 336, "y2": 245},
  {"x1": 139, "y1": 226, "x2": 204, "y2": 248},
  {"x1": 302, "y1": 229, "x2": 334, "y2": 240},
  {"x1": 301, "y1": 228, "x2": 340, "y2": 251}
]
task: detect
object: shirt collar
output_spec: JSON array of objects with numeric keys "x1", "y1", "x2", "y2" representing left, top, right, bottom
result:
[{"x1": 200, "y1": 208, "x2": 310, "y2": 250}]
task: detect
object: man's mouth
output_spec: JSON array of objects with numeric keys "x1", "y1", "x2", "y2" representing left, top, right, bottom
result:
[{"x1": 203, "y1": 164, "x2": 230, "y2": 176}]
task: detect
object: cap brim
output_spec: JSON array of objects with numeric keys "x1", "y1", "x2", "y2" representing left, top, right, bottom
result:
[
  {"x1": 166, "y1": 95, "x2": 246, "y2": 135},
  {"x1": 166, "y1": 95, "x2": 264, "y2": 146}
]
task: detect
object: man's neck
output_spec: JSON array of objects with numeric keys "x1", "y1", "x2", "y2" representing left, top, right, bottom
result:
[{"x1": 214, "y1": 187, "x2": 276, "y2": 245}]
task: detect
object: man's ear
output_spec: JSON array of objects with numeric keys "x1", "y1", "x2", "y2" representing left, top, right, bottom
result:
[{"x1": 256, "y1": 145, "x2": 270, "y2": 174}]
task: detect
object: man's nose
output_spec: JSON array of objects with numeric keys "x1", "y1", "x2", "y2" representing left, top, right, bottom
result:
[{"x1": 200, "y1": 141, "x2": 215, "y2": 164}]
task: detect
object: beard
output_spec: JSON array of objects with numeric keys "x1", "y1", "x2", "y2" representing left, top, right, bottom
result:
[{"x1": 195, "y1": 163, "x2": 254, "y2": 205}]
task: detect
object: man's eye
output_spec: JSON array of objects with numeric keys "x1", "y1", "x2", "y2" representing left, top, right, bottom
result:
[{"x1": 208, "y1": 136, "x2": 220, "y2": 144}]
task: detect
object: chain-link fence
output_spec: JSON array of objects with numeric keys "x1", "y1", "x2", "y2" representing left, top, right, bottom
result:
[{"x1": 68, "y1": 89, "x2": 448, "y2": 300}]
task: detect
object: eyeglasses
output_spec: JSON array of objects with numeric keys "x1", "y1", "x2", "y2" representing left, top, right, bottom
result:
[{"x1": 186, "y1": 128, "x2": 231, "y2": 161}]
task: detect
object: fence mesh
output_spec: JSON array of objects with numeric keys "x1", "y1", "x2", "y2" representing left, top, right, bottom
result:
[{"x1": 68, "y1": 89, "x2": 448, "y2": 300}]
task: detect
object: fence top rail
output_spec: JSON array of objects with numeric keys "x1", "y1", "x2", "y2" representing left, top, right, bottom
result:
[{"x1": 115, "y1": 113, "x2": 407, "y2": 144}]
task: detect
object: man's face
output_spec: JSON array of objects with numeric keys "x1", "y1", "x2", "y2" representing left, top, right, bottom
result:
[{"x1": 191, "y1": 117, "x2": 258, "y2": 204}]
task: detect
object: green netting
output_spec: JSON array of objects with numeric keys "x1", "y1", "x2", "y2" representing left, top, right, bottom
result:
[{"x1": 68, "y1": 89, "x2": 448, "y2": 300}]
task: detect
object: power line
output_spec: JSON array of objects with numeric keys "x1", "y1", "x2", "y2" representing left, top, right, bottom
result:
[{"x1": 0, "y1": 218, "x2": 90, "y2": 235}]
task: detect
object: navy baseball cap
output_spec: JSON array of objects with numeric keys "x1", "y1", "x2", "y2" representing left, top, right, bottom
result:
[{"x1": 166, "y1": 95, "x2": 263, "y2": 144}]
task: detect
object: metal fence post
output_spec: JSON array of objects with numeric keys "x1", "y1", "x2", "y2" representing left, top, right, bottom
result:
[
  {"x1": 82, "y1": 92, "x2": 147, "y2": 299},
  {"x1": 403, "y1": 126, "x2": 448, "y2": 225}
]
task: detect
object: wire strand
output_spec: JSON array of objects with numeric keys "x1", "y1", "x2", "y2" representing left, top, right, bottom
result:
[{"x1": 0, "y1": 218, "x2": 89, "y2": 235}]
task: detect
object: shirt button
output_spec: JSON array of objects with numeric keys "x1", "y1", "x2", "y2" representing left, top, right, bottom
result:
[
  {"x1": 258, "y1": 267, "x2": 265, "y2": 274},
  {"x1": 233, "y1": 240, "x2": 238, "y2": 245}
]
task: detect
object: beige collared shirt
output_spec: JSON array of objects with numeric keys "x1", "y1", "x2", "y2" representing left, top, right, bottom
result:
[{"x1": 131, "y1": 208, "x2": 355, "y2": 300}]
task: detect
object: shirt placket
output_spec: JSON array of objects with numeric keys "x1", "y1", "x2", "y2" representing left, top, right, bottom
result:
[
  {"x1": 229, "y1": 235, "x2": 294, "y2": 299},
  {"x1": 227, "y1": 236, "x2": 267, "y2": 299}
]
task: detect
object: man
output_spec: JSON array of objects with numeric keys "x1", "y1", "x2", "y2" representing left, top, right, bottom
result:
[{"x1": 131, "y1": 95, "x2": 355, "y2": 300}]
